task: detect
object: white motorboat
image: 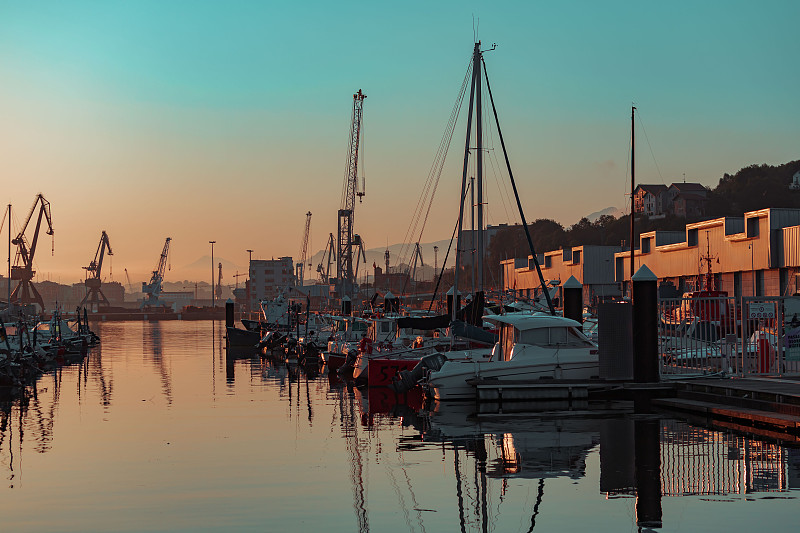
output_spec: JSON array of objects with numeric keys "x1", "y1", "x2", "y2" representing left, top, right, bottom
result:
[{"x1": 426, "y1": 313, "x2": 599, "y2": 401}]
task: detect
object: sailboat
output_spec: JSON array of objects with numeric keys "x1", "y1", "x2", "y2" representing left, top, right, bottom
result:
[{"x1": 417, "y1": 41, "x2": 599, "y2": 400}]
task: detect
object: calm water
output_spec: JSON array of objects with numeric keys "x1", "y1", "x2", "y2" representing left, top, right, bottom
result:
[{"x1": 1, "y1": 320, "x2": 799, "y2": 532}]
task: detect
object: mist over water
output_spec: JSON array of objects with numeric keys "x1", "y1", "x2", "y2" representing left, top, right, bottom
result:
[{"x1": 1, "y1": 320, "x2": 798, "y2": 532}]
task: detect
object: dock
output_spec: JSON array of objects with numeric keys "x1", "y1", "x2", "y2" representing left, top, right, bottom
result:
[
  {"x1": 653, "y1": 376, "x2": 800, "y2": 442},
  {"x1": 469, "y1": 375, "x2": 800, "y2": 441}
]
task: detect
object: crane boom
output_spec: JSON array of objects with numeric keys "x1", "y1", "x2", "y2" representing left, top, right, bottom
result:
[
  {"x1": 141, "y1": 237, "x2": 171, "y2": 308},
  {"x1": 80, "y1": 230, "x2": 113, "y2": 308},
  {"x1": 317, "y1": 232, "x2": 336, "y2": 283},
  {"x1": 296, "y1": 211, "x2": 312, "y2": 286},
  {"x1": 336, "y1": 89, "x2": 366, "y2": 297},
  {"x1": 10, "y1": 193, "x2": 54, "y2": 311}
]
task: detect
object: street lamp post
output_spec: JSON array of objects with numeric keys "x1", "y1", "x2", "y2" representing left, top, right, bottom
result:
[{"x1": 210, "y1": 241, "x2": 216, "y2": 308}]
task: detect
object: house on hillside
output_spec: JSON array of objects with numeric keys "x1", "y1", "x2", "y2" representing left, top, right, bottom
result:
[
  {"x1": 633, "y1": 184, "x2": 668, "y2": 217},
  {"x1": 673, "y1": 192, "x2": 707, "y2": 218},
  {"x1": 667, "y1": 182, "x2": 708, "y2": 214},
  {"x1": 790, "y1": 171, "x2": 800, "y2": 190}
]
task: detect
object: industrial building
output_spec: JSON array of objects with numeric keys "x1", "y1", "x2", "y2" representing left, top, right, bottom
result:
[
  {"x1": 249, "y1": 257, "x2": 295, "y2": 302},
  {"x1": 615, "y1": 208, "x2": 800, "y2": 298},
  {"x1": 502, "y1": 245, "x2": 622, "y2": 305}
]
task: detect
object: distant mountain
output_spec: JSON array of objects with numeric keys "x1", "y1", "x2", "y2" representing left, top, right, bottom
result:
[
  {"x1": 170, "y1": 255, "x2": 245, "y2": 284},
  {"x1": 586, "y1": 206, "x2": 624, "y2": 222}
]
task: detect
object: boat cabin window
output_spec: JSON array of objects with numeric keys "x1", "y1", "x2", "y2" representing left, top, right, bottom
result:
[
  {"x1": 380, "y1": 321, "x2": 391, "y2": 333},
  {"x1": 518, "y1": 326, "x2": 594, "y2": 347}
]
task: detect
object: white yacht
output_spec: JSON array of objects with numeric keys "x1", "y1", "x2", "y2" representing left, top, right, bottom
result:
[{"x1": 426, "y1": 313, "x2": 599, "y2": 401}]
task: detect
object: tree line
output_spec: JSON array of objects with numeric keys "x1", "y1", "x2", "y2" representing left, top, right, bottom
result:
[{"x1": 484, "y1": 159, "x2": 800, "y2": 281}]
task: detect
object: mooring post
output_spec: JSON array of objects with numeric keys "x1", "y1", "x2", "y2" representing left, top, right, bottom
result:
[
  {"x1": 563, "y1": 276, "x2": 583, "y2": 324},
  {"x1": 341, "y1": 295, "x2": 352, "y2": 316},
  {"x1": 632, "y1": 265, "x2": 659, "y2": 383},
  {"x1": 446, "y1": 287, "x2": 460, "y2": 318},
  {"x1": 225, "y1": 298, "x2": 234, "y2": 329}
]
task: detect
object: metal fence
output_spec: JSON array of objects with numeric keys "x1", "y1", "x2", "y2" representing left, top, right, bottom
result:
[{"x1": 658, "y1": 295, "x2": 800, "y2": 378}]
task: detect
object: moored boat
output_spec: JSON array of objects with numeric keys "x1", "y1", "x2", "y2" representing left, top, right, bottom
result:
[{"x1": 426, "y1": 313, "x2": 599, "y2": 401}]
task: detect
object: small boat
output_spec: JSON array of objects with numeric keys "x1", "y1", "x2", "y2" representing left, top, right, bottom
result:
[{"x1": 426, "y1": 313, "x2": 599, "y2": 401}]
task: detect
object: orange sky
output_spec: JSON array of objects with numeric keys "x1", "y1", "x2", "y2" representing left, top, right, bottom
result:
[{"x1": 2, "y1": 2, "x2": 798, "y2": 284}]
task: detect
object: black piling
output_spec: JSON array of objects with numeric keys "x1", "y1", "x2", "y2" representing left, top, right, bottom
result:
[
  {"x1": 632, "y1": 265, "x2": 659, "y2": 383},
  {"x1": 225, "y1": 299, "x2": 234, "y2": 328},
  {"x1": 563, "y1": 276, "x2": 583, "y2": 324},
  {"x1": 446, "y1": 287, "x2": 461, "y2": 318}
]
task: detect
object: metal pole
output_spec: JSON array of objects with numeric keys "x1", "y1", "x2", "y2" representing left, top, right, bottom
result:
[
  {"x1": 453, "y1": 43, "x2": 478, "y2": 323},
  {"x1": 470, "y1": 176, "x2": 476, "y2": 296},
  {"x1": 475, "y1": 43, "x2": 484, "y2": 294},
  {"x1": 7, "y1": 204, "x2": 11, "y2": 306},
  {"x1": 209, "y1": 241, "x2": 216, "y2": 308},
  {"x1": 630, "y1": 106, "x2": 636, "y2": 298}
]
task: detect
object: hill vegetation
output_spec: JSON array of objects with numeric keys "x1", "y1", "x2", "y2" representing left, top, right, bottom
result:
[{"x1": 486, "y1": 159, "x2": 800, "y2": 275}]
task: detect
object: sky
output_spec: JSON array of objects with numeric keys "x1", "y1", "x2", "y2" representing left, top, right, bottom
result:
[{"x1": 1, "y1": 0, "x2": 798, "y2": 284}]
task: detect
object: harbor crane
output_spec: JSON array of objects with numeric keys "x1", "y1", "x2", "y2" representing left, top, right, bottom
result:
[
  {"x1": 400, "y1": 242, "x2": 424, "y2": 296},
  {"x1": 336, "y1": 89, "x2": 366, "y2": 297},
  {"x1": 10, "y1": 193, "x2": 54, "y2": 311},
  {"x1": 216, "y1": 262, "x2": 223, "y2": 300},
  {"x1": 296, "y1": 211, "x2": 312, "y2": 287},
  {"x1": 80, "y1": 231, "x2": 113, "y2": 309},
  {"x1": 353, "y1": 234, "x2": 367, "y2": 285},
  {"x1": 141, "y1": 237, "x2": 171, "y2": 308},
  {"x1": 316, "y1": 232, "x2": 336, "y2": 284},
  {"x1": 232, "y1": 271, "x2": 247, "y2": 289},
  {"x1": 124, "y1": 268, "x2": 134, "y2": 293}
]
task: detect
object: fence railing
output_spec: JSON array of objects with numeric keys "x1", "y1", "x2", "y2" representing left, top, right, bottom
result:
[{"x1": 658, "y1": 295, "x2": 800, "y2": 378}]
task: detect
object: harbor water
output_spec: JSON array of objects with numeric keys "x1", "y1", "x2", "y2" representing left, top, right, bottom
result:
[{"x1": 1, "y1": 320, "x2": 799, "y2": 532}]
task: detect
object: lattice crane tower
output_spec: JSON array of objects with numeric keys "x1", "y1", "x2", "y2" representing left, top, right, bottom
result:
[{"x1": 336, "y1": 89, "x2": 366, "y2": 296}]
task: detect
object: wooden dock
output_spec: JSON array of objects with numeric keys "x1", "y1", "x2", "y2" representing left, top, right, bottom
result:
[{"x1": 653, "y1": 376, "x2": 800, "y2": 440}]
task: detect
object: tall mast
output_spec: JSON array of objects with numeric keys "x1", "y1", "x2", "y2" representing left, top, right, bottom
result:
[
  {"x1": 470, "y1": 176, "x2": 476, "y2": 295},
  {"x1": 474, "y1": 43, "x2": 484, "y2": 294},
  {"x1": 7, "y1": 204, "x2": 10, "y2": 306},
  {"x1": 630, "y1": 106, "x2": 636, "y2": 294}
]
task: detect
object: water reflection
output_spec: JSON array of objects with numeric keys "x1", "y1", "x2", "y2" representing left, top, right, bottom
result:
[
  {"x1": 1, "y1": 321, "x2": 798, "y2": 532},
  {"x1": 142, "y1": 322, "x2": 172, "y2": 405}
]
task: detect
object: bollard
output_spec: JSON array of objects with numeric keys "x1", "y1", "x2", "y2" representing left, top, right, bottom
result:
[
  {"x1": 341, "y1": 296, "x2": 352, "y2": 316},
  {"x1": 446, "y1": 287, "x2": 461, "y2": 318},
  {"x1": 225, "y1": 298, "x2": 234, "y2": 328},
  {"x1": 632, "y1": 265, "x2": 659, "y2": 383},
  {"x1": 563, "y1": 276, "x2": 583, "y2": 323}
]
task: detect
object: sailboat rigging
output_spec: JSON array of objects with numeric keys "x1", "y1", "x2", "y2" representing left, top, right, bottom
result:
[{"x1": 452, "y1": 41, "x2": 555, "y2": 317}]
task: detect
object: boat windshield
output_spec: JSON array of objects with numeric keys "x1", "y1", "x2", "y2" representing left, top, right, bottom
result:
[{"x1": 517, "y1": 326, "x2": 593, "y2": 347}]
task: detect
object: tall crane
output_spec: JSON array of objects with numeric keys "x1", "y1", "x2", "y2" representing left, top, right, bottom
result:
[
  {"x1": 216, "y1": 262, "x2": 223, "y2": 300},
  {"x1": 336, "y1": 89, "x2": 366, "y2": 297},
  {"x1": 10, "y1": 194, "x2": 54, "y2": 311},
  {"x1": 80, "y1": 231, "x2": 113, "y2": 308},
  {"x1": 124, "y1": 268, "x2": 134, "y2": 293},
  {"x1": 141, "y1": 237, "x2": 171, "y2": 308},
  {"x1": 296, "y1": 211, "x2": 312, "y2": 287},
  {"x1": 316, "y1": 232, "x2": 336, "y2": 284}
]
